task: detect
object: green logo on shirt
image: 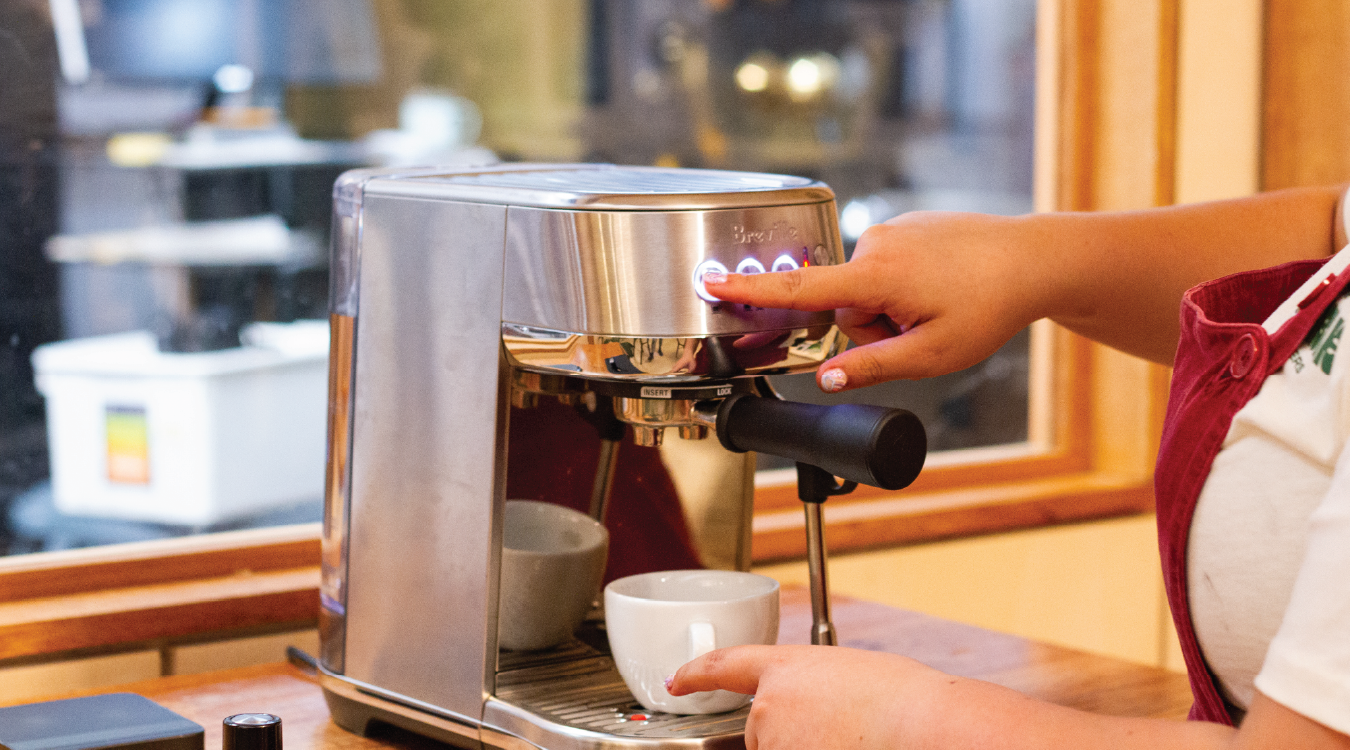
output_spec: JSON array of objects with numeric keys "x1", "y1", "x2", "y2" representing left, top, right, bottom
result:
[{"x1": 1307, "y1": 305, "x2": 1346, "y2": 375}]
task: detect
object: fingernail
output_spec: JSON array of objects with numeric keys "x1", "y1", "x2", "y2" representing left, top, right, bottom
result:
[
  {"x1": 702, "y1": 269, "x2": 726, "y2": 285},
  {"x1": 820, "y1": 368, "x2": 847, "y2": 392},
  {"x1": 664, "y1": 675, "x2": 675, "y2": 691}
]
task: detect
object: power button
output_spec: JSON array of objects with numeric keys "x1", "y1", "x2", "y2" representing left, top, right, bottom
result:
[{"x1": 692, "y1": 260, "x2": 729, "y2": 302}]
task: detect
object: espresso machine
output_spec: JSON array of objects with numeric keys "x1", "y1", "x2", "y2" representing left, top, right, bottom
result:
[{"x1": 318, "y1": 164, "x2": 926, "y2": 749}]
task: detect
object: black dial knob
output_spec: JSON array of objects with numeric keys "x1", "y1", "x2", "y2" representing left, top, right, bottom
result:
[{"x1": 223, "y1": 713, "x2": 281, "y2": 750}]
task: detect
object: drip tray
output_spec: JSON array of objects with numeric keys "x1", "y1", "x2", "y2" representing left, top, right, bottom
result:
[{"x1": 489, "y1": 640, "x2": 748, "y2": 745}]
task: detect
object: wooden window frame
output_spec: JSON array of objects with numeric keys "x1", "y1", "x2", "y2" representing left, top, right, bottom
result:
[{"x1": 1, "y1": 0, "x2": 1201, "y2": 662}]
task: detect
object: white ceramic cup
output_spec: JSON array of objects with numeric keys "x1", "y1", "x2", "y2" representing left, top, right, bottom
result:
[
  {"x1": 604, "y1": 569, "x2": 779, "y2": 715},
  {"x1": 498, "y1": 500, "x2": 609, "y2": 651}
]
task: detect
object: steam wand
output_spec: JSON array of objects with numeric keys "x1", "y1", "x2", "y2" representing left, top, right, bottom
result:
[
  {"x1": 797, "y1": 463, "x2": 857, "y2": 645},
  {"x1": 702, "y1": 392, "x2": 927, "y2": 647}
]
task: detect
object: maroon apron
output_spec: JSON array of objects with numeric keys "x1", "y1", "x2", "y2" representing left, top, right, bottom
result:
[{"x1": 1156, "y1": 256, "x2": 1350, "y2": 724}]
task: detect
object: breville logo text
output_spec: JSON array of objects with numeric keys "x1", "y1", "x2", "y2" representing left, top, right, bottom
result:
[{"x1": 732, "y1": 222, "x2": 799, "y2": 244}]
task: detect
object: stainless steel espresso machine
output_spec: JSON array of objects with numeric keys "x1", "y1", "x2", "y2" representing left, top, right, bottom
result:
[{"x1": 318, "y1": 164, "x2": 926, "y2": 749}]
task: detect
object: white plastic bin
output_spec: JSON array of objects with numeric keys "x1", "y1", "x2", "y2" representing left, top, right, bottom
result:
[{"x1": 32, "y1": 320, "x2": 329, "y2": 526}]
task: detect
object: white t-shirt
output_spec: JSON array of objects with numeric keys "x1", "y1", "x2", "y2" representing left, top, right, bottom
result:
[{"x1": 1189, "y1": 240, "x2": 1350, "y2": 732}]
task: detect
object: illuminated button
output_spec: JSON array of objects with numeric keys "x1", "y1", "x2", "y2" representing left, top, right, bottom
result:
[
  {"x1": 692, "y1": 259, "x2": 729, "y2": 302},
  {"x1": 771, "y1": 253, "x2": 800, "y2": 272},
  {"x1": 736, "y1": 257, "x2": 766, "y2": 275}
]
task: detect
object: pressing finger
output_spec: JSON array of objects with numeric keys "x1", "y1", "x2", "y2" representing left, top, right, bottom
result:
[
  {"x1": 703, "y1": 264, "x2": 857, "y2": 312},
  {"x1": 667, "y1": 645, "x2": 775, "y2": 696}
]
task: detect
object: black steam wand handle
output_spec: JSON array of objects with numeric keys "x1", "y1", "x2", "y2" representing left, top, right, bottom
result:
[
  {"x1": 710, "y1": 394, "x2": 928, "y2": 646},
  {"x1": 711, "y1": 394, "x2": 926, "y2": 492}
]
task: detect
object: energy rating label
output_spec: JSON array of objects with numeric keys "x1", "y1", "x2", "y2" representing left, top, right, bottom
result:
[{"x1": 105, "y1": 404, "x2": 150, "y2": 485}]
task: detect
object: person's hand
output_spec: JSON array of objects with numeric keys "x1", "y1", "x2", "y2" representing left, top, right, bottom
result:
[
  {"x1": 667, "y1": 644, "x2": 960, "y2": 750},
  {"x1": 669, "y1": 646, "x2": 1350, "y2": 750},
  {"x1": 703, "y1": 211, "x2": 1043, "y2": 392}
]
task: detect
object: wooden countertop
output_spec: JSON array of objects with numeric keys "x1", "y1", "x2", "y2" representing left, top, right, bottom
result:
[{"x1": 18, "y1": 588, "x2": 1194, "y2": 749}]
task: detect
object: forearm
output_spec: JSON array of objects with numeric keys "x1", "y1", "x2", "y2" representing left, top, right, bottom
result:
[
  {"x1": 907, "y1": 673, "x2": 1236, "y2": 749},
  {"x1": 671, "y1": 646, "x2": 1350, "y2": 750},
  {"x1": 916, "y1": 678, "x2": 1349, "y2": 750},
  {"x1": 1022, "y1": 185, "x2": 1344, "y2": 364}
]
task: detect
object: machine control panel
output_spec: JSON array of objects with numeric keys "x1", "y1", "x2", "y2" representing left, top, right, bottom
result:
[
  {"x1": 501, "y1": 201, "x2": 842, "y2": 337},
  {"x1": 692, "y1": 244, "x2": 832, "y2": 303}
]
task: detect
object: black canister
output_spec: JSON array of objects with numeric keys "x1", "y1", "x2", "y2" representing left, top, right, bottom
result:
[{"x1": 223, "y1": 713, "x2": 281, "y2": 750}]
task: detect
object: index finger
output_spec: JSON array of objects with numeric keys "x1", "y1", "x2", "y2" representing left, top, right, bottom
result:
[
  {"x1": 667, "y1": 644, "x2": 776, "y2": 696},
  {"x1": 704, "y1": 264, "x2": 862, "y2": 312}
]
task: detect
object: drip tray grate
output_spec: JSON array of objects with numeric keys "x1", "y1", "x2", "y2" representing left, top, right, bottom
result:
[{"x1": 493, "y1": 646, "x2": 748, "y2": 741}]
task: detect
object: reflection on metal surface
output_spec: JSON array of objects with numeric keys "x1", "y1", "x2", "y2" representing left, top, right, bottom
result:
[
  {"x1": 320, "y1": 671, "x2": 482, "y2": 746},
  {"x1": 615, "y1": 397, "x2": 700, "y2": 447},
  {"x1": 679, "y1": 425, "x2": 710, "y2": 440},
  {"x1": 616, "y1": 397, "x2": 696, "y2": 428},
  {"x1": 320, "y1": 312, "x2": 355, "y2": 674},
  {"x1": 503, "y1": 325, "x2": 843, "y2": 381},
  {"x1": 510, "y1": 367, "x2": 590, "y2": 398}
]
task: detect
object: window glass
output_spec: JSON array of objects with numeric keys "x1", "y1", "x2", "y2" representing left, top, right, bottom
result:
[{"x1": 0, "y1": 0, "x2": 1036, "y2": 555}]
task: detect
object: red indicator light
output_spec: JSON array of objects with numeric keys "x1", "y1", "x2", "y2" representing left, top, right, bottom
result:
[{"x1": 630, "y1": 714, "x2": 649, "y2": 721}]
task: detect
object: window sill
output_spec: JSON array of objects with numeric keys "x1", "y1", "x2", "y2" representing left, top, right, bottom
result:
[
  {"x1": 0, "y1": 526, "x2": 320, "y2": 664},
  {"x1": 0, "y1": 468, "x2": 1153, "y2": 663},
  {"x1": 751, "y1": 469, "x2": 1155, "y2": 563}
]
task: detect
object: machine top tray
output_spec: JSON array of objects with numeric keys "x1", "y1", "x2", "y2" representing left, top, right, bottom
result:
[{"x1": 359, "y1": 164, "x2": 836, "y2": 211}]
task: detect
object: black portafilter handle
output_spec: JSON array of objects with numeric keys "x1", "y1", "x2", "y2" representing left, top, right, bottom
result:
[{"x1": 712, "y1": 393, "x2": 927, "y2": 491}]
